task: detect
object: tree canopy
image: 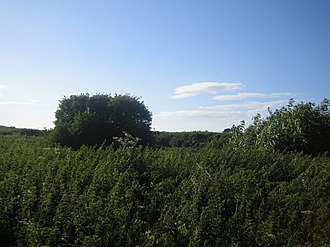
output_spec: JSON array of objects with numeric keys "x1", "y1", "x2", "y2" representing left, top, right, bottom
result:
[{"x1": 53, "y1": 94, "x2": 152, "y2": 149}]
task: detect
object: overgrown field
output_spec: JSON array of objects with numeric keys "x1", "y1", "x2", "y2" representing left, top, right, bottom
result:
[{"x1": 0, "y1": 134, "x2": 329, "y2": 246}]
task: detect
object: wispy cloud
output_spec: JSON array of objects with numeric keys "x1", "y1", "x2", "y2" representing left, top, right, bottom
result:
[
  {"x1": 161, "y1": 83, "x2": 295, "y2": 131},
  {"x1": 202, "y1": 100, "x2": 288, "y2": 113},
  {"x1": 158, "y1": 100, "x2": 288, "y2": 120},
  {"x1": 270, "y1": 92, "x2": 294, "y2": 97},
  {"x1": 0, "y1": 85, "x2": 8, "y2": 97},
  {"x1": 157, "y1": 110, "x2": 242, "y2": 119},
  {"x1": 171, "y1": 82, "x2": 244, "y2": 99},
  {"x1": 0, "y1": 100, "x2": 38, "y2": 105},
  {"x1": 200, "y1": 100, "x2": 287, "y2": 117},
  {"x1": 213, "y1": 92, "x2": 265, "y2": 101},
  {"x1": 213, "y1": 92, "x2": 294, "y2": 101}
]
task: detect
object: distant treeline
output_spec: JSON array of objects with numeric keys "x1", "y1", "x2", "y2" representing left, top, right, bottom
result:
[
  {"x1": 0, "y1": 126, "x2": 45, "y2": 136},
  {"x1": 0, "y1": 125, "x2": 230, "y2": 148},
  {"x1": 152, "y1": 130, "x2": 229, "y2": 148}
]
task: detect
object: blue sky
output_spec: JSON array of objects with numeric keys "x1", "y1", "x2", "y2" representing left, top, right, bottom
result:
[{"x1": 1, "y1": 0, "x2": 329, "y2": 131}]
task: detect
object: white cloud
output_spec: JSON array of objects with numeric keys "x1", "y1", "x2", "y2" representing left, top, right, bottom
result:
[
  {"x1": 157, "y1": 110, "x2": 242, "y2": 119},
  {"x1": 154, "y1": 99, "x2": 292, "y2": 131},
  {"x1": 213, "y1": 92, "x2": 294, "y2": 101},
  {"x1": 0, "y1": 84, "x2": 39, "y2": 104},
  {"x1": 213, "y1": 92, "x2": 266, "y2": 101},
  {"x1": 158, "y1": 100, "x2": 288, "y2": 119},
  {"x1": 203, "y1": 100, "x2": 288, "y2": 112},
  {"x1": 270, "y1": 92, "x2": 294, "y2": 97},
  {"x1": 157, "y1": 82, "x2": 296, "y2": 131},
  {"x1": 171, "y1": 82, "x2": 244, "y2": 99},
  {"x1": 0, "y1": 100, "x2": 38, "y2": 105},
  {"x1": 0, "y1": 85, "x2": 8, "y2": 97}
]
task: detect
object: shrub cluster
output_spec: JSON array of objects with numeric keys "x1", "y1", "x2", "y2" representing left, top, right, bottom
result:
[
  {"x1": 0, "y1": 133, "x2": 329, "y2": 246},
  {"x1": 232, "y1": 98, "x2": 330, "y2": 156}
]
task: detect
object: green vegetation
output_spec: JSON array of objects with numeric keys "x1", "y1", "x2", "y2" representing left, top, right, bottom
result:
[
  {"x1": 0, "y1": 126, "x2": 45, "y2": 136},
  {"x1": 53, "y1": 94, "x2": 152, "y2": 149},
  {"x1": 152, "y1": 131, "x2": 226, "y2": 148},
  {"x1": 233, "y1": 98, "x2": 330, "y2": 156},
  {"x1": 0, "y1": 99, "x2": 329, "y2": 246}
]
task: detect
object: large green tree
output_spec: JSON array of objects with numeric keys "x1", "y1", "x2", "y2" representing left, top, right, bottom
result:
[{"x1": 53, "y1": 94, "x2": 152, "y2": 149}]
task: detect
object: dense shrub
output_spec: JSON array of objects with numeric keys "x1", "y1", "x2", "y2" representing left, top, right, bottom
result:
[
  {"x1": 0, "y1": 134, "x2": 329, "y2": 246},
  {"x1": 231, "y1": 98, "x2": 330, "y2": 156}
]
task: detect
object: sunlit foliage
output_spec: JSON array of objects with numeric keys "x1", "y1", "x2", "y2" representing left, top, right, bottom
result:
[
  {"x1": 231, "y1": 98, "x2": 330, "y2": 156},
  {"x1": 1, "y1": 133, "x2": 329, "y2": 246},
  {"x1": 0, "y1": 99, "x2": 329, "y2": 246}
]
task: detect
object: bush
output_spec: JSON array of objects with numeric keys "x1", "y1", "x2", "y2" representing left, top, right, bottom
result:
[
  {"x1": 0, "y1": 134, "x2": 329, "y2": 246},
  {"x1": 233, "y1": 98, "x2": 330, "y2": 156}
]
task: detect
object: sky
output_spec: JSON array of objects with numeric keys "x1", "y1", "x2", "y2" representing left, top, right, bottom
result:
[{"x1": 0, "y1": 0, "x2": 329, "y2": 132}]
